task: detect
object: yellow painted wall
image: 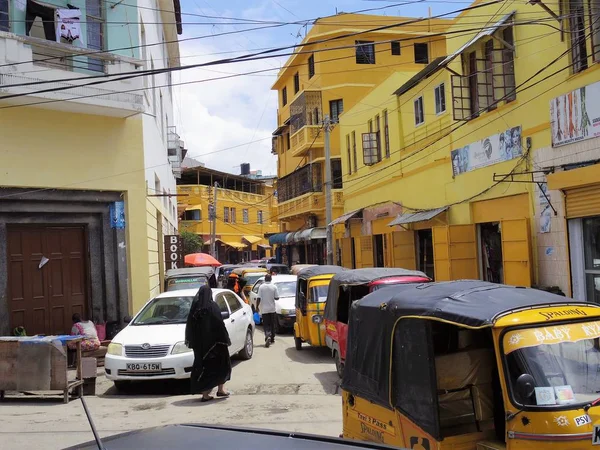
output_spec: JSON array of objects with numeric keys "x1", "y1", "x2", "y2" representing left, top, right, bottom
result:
[
  {"x1": 178, "y1": 184, "x2": 278, "y2": 245},
  {"x1": 1, "y1": 108, "x2": 150, "y2": 312}
]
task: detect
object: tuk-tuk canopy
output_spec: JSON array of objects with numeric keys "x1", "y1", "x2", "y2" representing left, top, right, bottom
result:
[
  {"x1": 342, "y1": 280, "x2": 587, "y2": 412},
  {"x1": 166, "y1": 267, "x2": 215, "y2": 279},
  {"x1": 323, "y1": 268, "x2": 429, "y2": 323},
  {"x1": 297, "y1": 265, "x2": 347, "y2": 280}
]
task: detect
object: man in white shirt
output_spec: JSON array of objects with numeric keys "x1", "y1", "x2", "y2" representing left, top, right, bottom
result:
[{"x1": 256, "y1": 274, "x2": 279, "y2": 348}]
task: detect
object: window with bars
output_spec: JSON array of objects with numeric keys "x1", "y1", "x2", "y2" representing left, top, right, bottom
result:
[
  {"x1": 0, "y1": 0, "x2": 7, "y2": 32},
  {"x1": 231, "y1": 208, "x2": 237, "y2": 224},
  {"x1": 592, "y1": 0, "x2": 600, "y2": 62},
  {"x1": 383, "y1": 109, "x2": 390, "y2": 158},
  {"x1": 434, "y1": 84, "x2": 446, "y2": 115},
  {"x1": 414, "y1": 96, "x2": 424, "y2": 125},
  {"x1": 277, "y1": 163, "x2": 323, "y2": 202},
  {"x1": 330, "y1": 99, "x2": 344, "y2": 123},
  {"x1": 414, "y1": 43, "x2": 429, "y2": 64},
  {"x1": 308, "y1": 54, "x2": 315, "y2": 78},
  {"x1": 500, "y1": 27, "x2": 516, "y2": 102},
  {"x1": 352, "y1": 131, "x2": 358, "y2": 171},
  {"x1": 391, "y1": 41, "x2": 401, "y2": 55},
  {"x1": 332, "y1": 159, "x2": 343, "y2": 189},
  {"x1": 223, "y1": 207, "x2": 230, "y2": 223},
  {"x1": 484, "y1": 40, "x2": 496, "y2": 111},
  {"x1": 346, "y1": 134, "x2": 352, "y2": 174},
  {"x1": 282, "y1": 87, "x2": 288, "y2": 106},
  {"x1": 570, "y1": 0, "x2": 589, "y2": 72},
  {"x1": 257, "y1": 210, "x2": 264, "y2": 224},
  {"x1": 356, "y1": 40, "x2": 376, "y2": 64},
  {"x1": 294, "y1": 72, "x2": 300, "y2": 94},
  {"x1": 362, "y1": 132, "x2": 380, "y2": 165},
  {"x1": 243, "y1": 209, "x2": 249, "y2": 224},
  {"x1": 86, "y1": 0, "x2": 104, "y2": 72}
]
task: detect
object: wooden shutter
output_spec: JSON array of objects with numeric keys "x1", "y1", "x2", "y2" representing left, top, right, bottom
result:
[
  {"x1": 501, "y1": 218, "x2": 532, "y2": 287},
  {"x1": 360, "y1": 236, "x2": 374, "y2": 268},
  {"x1": 565, "y1": 185, "x2": 600, "y2": 218},
  {"x1": 433, "y1": 226, "x2": 451, "y2": 281},
  {"x1": 341, "y1": 238, "x2": 352, "y2": 269},
  {"x1": 392, "y1": 231, "x2": 416, "y2": 269},
  {"x1": 448, "y1": 224, "x2": 478, "y2": 280}
]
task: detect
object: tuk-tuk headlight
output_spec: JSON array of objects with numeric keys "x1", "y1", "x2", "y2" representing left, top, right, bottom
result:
[{"x1": 312, "y1": 314, "x2": 323, "y2": 324}]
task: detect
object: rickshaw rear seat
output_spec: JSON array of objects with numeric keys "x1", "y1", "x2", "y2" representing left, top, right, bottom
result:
[{"x1": 435, "y1": 349, "x2": 495, "y2": 431}]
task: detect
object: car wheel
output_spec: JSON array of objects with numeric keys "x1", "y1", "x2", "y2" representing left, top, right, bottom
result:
[
  {"x1": 113, "y1": 381, "x2": 130, "y2": 393},
  {"x1": 239, "y1": 328, "x2": 254, "y2": 360},
  {"x1": 334, "y1": 351, "x2": 344, "y2": 378},
  {"x1": 294, "y1": 331, "x2": 302, "y2": 351}
]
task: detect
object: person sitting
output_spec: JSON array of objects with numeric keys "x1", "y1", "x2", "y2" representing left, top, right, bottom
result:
[{"x1": 68, "y1": 313, "x2": 101, "y2": 352}]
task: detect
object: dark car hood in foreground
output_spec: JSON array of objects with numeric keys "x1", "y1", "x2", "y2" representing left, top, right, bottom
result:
[{"x1": 65, "y1": 424, "x2": 405, "y2": 450}]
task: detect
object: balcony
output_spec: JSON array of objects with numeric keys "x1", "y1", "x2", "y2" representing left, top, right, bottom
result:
[
  {"x1": 0, "y1": 31, "x2": 145, "y2": 117},
  {"x1": 277, "y1": 189, "x2": 343, "y2": 220},
  {"x1": 290, "y1": 125, "x2": 324, "y2": 157}
]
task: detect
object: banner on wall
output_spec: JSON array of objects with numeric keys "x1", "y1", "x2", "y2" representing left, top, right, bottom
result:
[
  {"x1": 451, "y1": 126, "x2": 522, "y2": 177},
  {"x1": 550, "y1": 80, "x2": 600, "y2": 147}
]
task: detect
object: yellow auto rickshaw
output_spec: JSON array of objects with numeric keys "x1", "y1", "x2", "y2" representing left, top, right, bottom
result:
[
  {"x1": 341, "y1": 279, "x2": 600, "y2": 450},
  {"x1": 294, "y1": 265, "x2": 346, "y2": 350},
  {"x1": 229, "y1": 267, "x2": 267, "y2": 302}
]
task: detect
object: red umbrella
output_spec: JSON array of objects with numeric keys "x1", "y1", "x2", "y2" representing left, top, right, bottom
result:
[{"x1": 184, "y1": 253, "x2": 222, "y2": 267}]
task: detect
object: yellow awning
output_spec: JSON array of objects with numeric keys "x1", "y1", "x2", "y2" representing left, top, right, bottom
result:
[
  {"x1": 185, "y1": 204, "x2": 202, "y2": 211},
  {"x1": 222, "y1": 240, "x2": 247, "y2": 249},
  {"x1": 242, "y1": 235, "x2": 262, "y2": 245}
]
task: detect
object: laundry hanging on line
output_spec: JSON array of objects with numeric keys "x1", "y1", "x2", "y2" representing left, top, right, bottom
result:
[{"x1": 55, "y1": 8, "x2": 81, "y2": 43}]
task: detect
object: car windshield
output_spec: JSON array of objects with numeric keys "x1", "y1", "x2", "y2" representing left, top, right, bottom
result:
[
  {"x1": 503, "y1": 320, "x2": 600, "y2": 408},
  {"x1": 309, "y1": 285, "x2": 328, "y2": 303},
  {"x1": 132, "y1": 296, "x2": 194, "y2": 325},
  {"x1": 244, "y1": 274, "x2": 266, "y2": 286},
  {"x1": 274, "y1": 281, "x2": 296, "y2": 297},
  {"x1": 270, "y1": 266, "x2": 290, "y2": 274},
  {"x1": 166, "y1": 277, "x2": 207, "y2": 291}
]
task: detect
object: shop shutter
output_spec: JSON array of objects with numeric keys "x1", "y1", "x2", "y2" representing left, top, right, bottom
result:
[
  {"x1": 392, "y1": 231, "x2": 416, "y2": 269},
  {"x1": 448, "y1": 224, "x2": 478, "y2": 280},
  {"x1": 341, "y1": 237, "x2": 352, "y2": 268},
  {"x1": 433, "y1": 226, "x2": 451, "y2": 281},
  {"x1": 501, "y1": 218, "x2": 532, "y2": 287},
  {"x1": 565, "y1": 185, "x2": 600, "y2": 218},
  {"x1": 360, "y1": 236, "x2": 374, "y2": 268}
]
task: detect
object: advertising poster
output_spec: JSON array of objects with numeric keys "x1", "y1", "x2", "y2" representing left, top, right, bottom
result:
[
  {"x1": 451, "y1": 126, "x2": 522, "y2": 176},
  {"x1": 550, "y1": 80, "x2": 600, "y2": 147},
  {"x1": 109, "y1": 201, "x2": 126, "y2": 229}
]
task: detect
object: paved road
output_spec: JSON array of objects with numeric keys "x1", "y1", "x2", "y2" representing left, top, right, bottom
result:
[{"x1": 0, "y1": 328, "x2": 343, "y2": 449}]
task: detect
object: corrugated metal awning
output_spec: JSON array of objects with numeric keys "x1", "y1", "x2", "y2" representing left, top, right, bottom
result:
[
  {"x1": 439, "y1": 11, "x2": 515, "y2": 67},
  {"x1": 388, "y1": 207, "x2": 448, "y2": 226},
  {"x1": 329, "y1": 208, "x2": 363, "y2": 227},
  {"x1": 222, "y1": 240, "x2": 247, "y2": 249},
  {"x1": 310, "y1": 227, "x2": 327, "y2": 240},
  {"x1": 242, "y1": 235, "x2": 262, "y2": 245}
]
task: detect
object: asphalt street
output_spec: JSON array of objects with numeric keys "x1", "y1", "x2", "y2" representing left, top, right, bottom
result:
[{"x1": 0, "y1": 328, "x2": 343, "y2": 449}]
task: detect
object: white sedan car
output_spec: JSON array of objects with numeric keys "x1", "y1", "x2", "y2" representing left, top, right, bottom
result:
[
  {"x1": 105, "y1": 288, "x2": 254, "y2": 389},
  {"x1": 248, "y1": 274, "x2": 297, "y2": 330}
]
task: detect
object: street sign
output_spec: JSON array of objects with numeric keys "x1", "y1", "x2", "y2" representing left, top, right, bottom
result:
[{"x1": 164, "y1": 235, "x2": 183, "y2": 270}]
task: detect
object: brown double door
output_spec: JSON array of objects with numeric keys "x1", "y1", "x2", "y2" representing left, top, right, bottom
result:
[{"x1": 7, "y1": 226, "x2": 88, "y2": 336}]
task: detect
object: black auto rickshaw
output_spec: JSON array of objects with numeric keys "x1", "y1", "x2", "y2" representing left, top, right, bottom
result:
[
  {"x1": 164, "y1": 267, "x2": 216, "y2": 291},
  {"x1": 341, "y1": 280, "x2": 600, "y2": 450},
  {"x1": 266, "y1": 263, "x2": 290, "y2": 275}
]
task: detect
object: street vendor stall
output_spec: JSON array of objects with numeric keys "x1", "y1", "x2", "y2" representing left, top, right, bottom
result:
[{"x1": 0, "y1": 335, "x2": 84, "y2": 403}]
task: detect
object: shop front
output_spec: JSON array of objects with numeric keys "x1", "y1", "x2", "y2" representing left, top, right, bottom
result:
[{"x1": 548, "y1": 163, "x2": 600, "y2": 302}]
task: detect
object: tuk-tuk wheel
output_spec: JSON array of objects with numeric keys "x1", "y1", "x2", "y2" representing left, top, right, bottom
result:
[
  {"x1": 294, "y1": 334, "x2": 302, "y2": 350},
  {"x1": 334, "y1": 351, "x2": 344, "y2": 378}
]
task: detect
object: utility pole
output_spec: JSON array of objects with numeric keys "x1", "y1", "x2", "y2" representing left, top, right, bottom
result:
[
  {"x1": 210, "y1": 181, "x2": 218, "y2": 259},
  {"x1": 324, "y1": 114, "x2": 334, "y2": 265}
]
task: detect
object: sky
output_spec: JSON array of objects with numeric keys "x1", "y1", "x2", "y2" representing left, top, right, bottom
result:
[{"x1": 173, "y1": 0, "x2": 461, "y2": 176}]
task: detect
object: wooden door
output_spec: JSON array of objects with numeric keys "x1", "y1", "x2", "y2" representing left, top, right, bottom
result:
[
  {"x1": 501, "y1": 218, "x2": 532, "y2": 286},
  {"x1": 360, "y1": 236, "x2": 374, "y2": 268},
  {"x1": 7, "y1": 226, "x2": 88, "y2": 335},
  {"x1": 341, "y1": 238, "x2": 352, "y2": 268},
  {"x1": 392, "y1": 231, "x2": 416, "y2": 269},
  {"x1": 433, "y1": 225, "x2": 478, "y2": 281}
]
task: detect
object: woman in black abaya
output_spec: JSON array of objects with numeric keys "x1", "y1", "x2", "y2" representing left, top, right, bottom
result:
[{"x1": 185, "y1": 285, "x2": 232, "y2": 402}]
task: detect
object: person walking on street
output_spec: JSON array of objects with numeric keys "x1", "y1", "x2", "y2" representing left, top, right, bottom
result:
[
  {"x1": 185, "y1": 285, "x2": 232, "y2": 402},
  {"x1": 256, "y1": 274, "x2": 279, "y2": 348}
]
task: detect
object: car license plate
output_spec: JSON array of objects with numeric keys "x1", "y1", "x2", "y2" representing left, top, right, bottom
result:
[
  {"x1": 126, "y1": 363, "x2": 162, "y2": 372},
  {"x1": 592, "y1": 425, "x2": 600, "y2": 445}
]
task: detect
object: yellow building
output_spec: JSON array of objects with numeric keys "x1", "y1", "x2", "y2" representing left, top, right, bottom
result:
[
  {"x1": 336, "y1": 0, "x2": 600, "y2": 296},
  {"x1": 271, "y1": 13, "x2": 452, "y2": 264},
  {"x1": 177, "y1": 166, "x2": 278, "y2": 263}
]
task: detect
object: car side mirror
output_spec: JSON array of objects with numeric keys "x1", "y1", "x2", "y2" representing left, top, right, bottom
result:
[
  {"x1": 123, "y1": 315, "x2": 132, "y2": 324},
  {"x1": 221, "y1": 311, "x2": 230, "y2": 320},
  {"x1": 516, "y1": 373, "x2": 535, "y2": 401}
]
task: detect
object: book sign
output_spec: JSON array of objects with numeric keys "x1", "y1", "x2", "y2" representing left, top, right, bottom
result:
[{"x1": 164, "y1": 235, "x2": 183, "y2": 270}]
